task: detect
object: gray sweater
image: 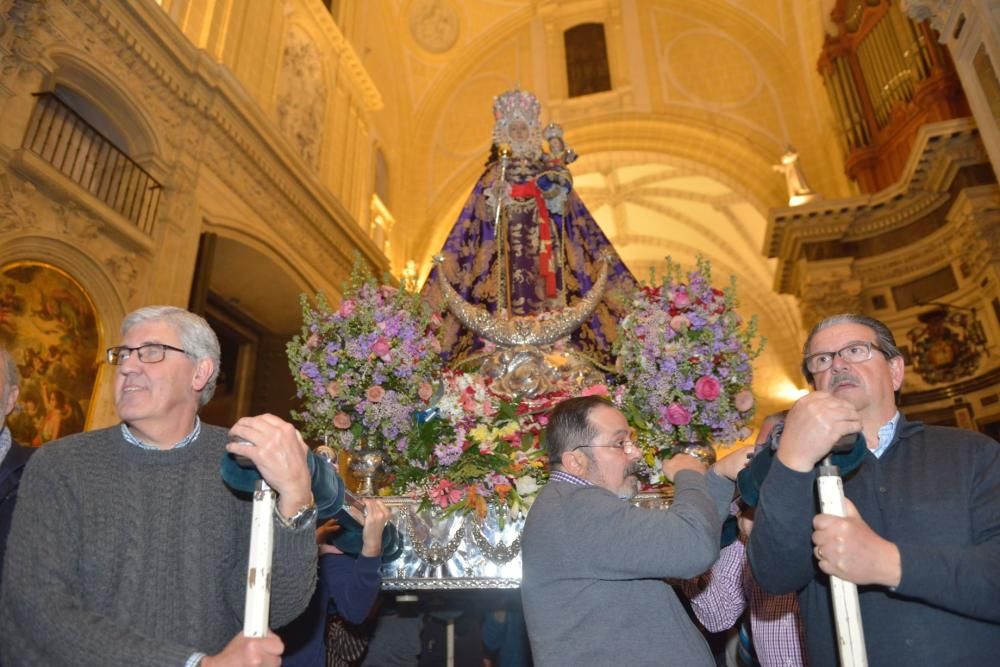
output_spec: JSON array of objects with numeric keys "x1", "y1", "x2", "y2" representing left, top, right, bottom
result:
[
  {"x1": 748, "y1": 416, "x2": 1000, "y2": 666},
  {"x1": 520, "y1": 469, "x2": 734, "y2": 666},
  {"x1": 0, "y1": 424, "x2": 317, "y2": 666}
]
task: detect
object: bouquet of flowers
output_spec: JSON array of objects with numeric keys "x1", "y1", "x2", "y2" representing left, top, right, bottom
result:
[
  {"x1": 388, "y1": 369, "x2": 553, "y2": 521},
  {"x1": 615, "y1": 256, "x2": 764, "y2": 481},
  {"x1": 287, "y1": 258, "x2": 442, "y2": 458}
]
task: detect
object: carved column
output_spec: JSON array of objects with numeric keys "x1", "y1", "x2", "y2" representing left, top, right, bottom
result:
[{"x1": 902, "y1": 0, "x2": 1000, "y2": 181}]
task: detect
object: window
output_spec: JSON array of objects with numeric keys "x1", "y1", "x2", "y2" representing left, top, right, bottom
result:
[{"x1": 564, "y1": 23, "x2": 612, "y2": 98}]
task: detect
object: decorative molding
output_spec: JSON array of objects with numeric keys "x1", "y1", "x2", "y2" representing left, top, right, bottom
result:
[
  {"x1": 9, "y1": 0, "x2": 389, "y2": 285},
  {"x1": 899, "y1": 0, "x2": 957, "y2": 36},
  {"x1": 409, "y1": 0, "x2": 460, "y2": 54},
  {"x1": 0, "y1": 168, "x2": 148, "y2": 307}
]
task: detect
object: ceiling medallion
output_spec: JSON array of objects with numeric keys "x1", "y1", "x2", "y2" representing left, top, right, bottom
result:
[{"x1": 408, "y1": 0, "x2": 459, "y2": 54}]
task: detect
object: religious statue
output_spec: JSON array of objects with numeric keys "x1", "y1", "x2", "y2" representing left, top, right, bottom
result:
[
  {"x1": 773, "y1": 145, "x2": 819, "y2": 206},
  {"x1": 423, "y1": 89, "x2": 635, "y2": 369}
]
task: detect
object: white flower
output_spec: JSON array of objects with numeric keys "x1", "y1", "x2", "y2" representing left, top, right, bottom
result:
[{"x1": 515, "y1": 475, "x2": 539, "y2": 497}]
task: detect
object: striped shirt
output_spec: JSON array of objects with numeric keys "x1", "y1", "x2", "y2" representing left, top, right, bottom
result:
[
  {"x1": 548, "y1": 469, "x2": 592, "y2": 487},
  {"x1": 684, "y1": 536, "x2": 808, "y2": 666},
  {"x1": 121, "y1": 417, "x2": 202, "y2": 450}
]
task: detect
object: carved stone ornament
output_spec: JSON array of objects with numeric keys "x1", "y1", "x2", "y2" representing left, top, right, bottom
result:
[
  {"x1": 276, "y1": 24, "x2": 327, "y2": 169},
  {"x1": 408, "y1": 0, "x2": 459, "y2": 54},
  {"x1": 899, "y1": 0, "x2": 956, "y2": 35}
]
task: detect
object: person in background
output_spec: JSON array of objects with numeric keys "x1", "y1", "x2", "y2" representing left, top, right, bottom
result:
[
  {"x1": 280, "y1": 495, "x2": 391, "y2": 667},
  {"x1": 748, "y1": 313, "x2": 1000, "y2": 666},
  {"x1": 0, "y1": 306, "x2": 319, "y2": 667},
  {"x1": 520, "y1": 395, "x2": 751, "y2": 666},
  {"x1": 683, "y1": 411, "x2": 808, "y2": 667},
  {"x1": 0, "y1": 346, "x2": 32, "y2": 602}
]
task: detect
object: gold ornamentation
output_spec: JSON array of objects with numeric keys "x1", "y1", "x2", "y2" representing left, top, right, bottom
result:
[{"x1": 432, "y1": 253, "x2": 611, "y2": 346}]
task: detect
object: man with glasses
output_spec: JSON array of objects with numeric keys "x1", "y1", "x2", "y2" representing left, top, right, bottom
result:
[
  {"x1": 0, "y1": 306, "x2": 320, "y2": 667},
  {"x1": 748, "y1": 313, "x2": 1000, "y2": 666},
  {"x1": 521, "y1": 395, "x2": 751, "y2": 666}
]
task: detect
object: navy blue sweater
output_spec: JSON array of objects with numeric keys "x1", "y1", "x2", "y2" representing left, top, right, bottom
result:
[
  {"x1": 279, "y1": 552, "x2": 382, "y2": 667},
  {"x1": 748, "y1": 415, "x2": 1000, "y2": 666}
]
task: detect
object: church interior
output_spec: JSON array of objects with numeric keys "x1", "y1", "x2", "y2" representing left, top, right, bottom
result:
[{"x1": 1, "y1": 0, "x2": 999, "y2": 447}]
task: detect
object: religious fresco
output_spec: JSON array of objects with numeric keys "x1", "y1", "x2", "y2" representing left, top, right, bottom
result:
[{"x1": 0, "y1": 262, "x2": 100, "y2": 446}]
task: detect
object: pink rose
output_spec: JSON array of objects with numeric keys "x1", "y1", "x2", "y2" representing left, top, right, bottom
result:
[
  {"x1": 418, "y1": 382, "x2": 434, "y2": 402},
  {"x1": 694, "y1": 376, "x2": 722, "y2": 401},
  {"x1": 338, "y1": 299, "x2": 356, "y2": 317},
  {"x1": 665, "y1": 403, "x2": 692, "y2": 426},
  {"x1": 672, "y1": 290, "x2": 690, "y2": 308},
  {"x1": 366, "y1": 385, "x2": 385, "y2": 403},
  {"x1": 326, "y1": 381, "x2": 339, "y2": 398},
  {"x1": 372, "y1": 337, "x2": 391, "y2": 358},
  {"x1": 669, "y1": 315, "x2": 690, "y2": 333},
  {"x1": 734, "y1": 389, "x2": 754, "y2": 412},
  {"x1": 579, "y1": 384, "x2": 609, "y2": 397},
  {"x1": 333, "y1": 412, "x2": 351, "y2": 429}
]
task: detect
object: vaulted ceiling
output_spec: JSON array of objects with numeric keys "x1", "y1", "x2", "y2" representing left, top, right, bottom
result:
[{"x1": 327, "y1": 0, "x2": 855, "y2": 414}]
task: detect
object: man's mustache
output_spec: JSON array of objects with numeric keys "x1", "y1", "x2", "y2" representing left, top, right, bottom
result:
[
  {"x1": 829, "y1": 371, "x2": 862, "y2": 391},
  {"x1": 625, "y1": 460, "x2": 646, "y2": 477}
]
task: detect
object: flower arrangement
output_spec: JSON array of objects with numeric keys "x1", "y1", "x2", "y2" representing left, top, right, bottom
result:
[
  {"x1": 387, "y1": 369, "x2": 553, "y2": 520},
  {"x1": 286, "y1": 258, "x2": 442, "y2": 455},
  {"x1": 615, "y1": 256, "x2": 765, "y2": 481}
]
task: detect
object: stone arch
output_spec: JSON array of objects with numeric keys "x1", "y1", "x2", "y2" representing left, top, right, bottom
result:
[
  {"x1": 0, "y1": 235, "x2": 128, "y2": 429},
  {"x1": 42, "y1": 48, "x2": 165, "y2": 171}
]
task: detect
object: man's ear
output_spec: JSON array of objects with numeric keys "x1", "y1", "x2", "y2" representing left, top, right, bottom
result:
[
  {"x1": 560, "y1": 450, "x2": 582, "y2": 474},
  {"x1": 191, "y1": 358, "x2": 214, "y2": 393},
  {"x1": 889, "y1": 355, "x2": 904, "y2": 391}
]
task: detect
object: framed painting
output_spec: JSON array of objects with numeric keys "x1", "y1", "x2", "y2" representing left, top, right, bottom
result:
[{"x1": 0, "y1": 262, "x2": 101, "y2": 446}]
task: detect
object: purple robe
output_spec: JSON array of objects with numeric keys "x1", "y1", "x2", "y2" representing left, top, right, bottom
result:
[{"x1": 424, "y1": 157, "x2": 635, "y2": 368}]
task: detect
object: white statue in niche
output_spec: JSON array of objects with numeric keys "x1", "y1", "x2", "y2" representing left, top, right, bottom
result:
[{"x1": 773, "y1": 145, "x2": 819, "y2": 206}]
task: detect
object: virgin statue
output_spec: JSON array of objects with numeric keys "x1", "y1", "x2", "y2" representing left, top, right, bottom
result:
[{"x1": 424, "y1": 89, "x2": 635, "y2": 369}]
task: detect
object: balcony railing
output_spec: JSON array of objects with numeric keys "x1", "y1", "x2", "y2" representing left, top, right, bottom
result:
[{"x1": 23, "y1": 93, "x2": 162, "y2": 235}]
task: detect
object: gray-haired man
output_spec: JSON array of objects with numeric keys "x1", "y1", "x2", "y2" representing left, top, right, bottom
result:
[{"x1": 0, "y1": 306, "x2": 318, "y2": 667}]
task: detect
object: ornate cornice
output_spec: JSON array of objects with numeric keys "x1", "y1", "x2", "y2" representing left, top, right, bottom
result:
[
  {"x1": 52, "y1": 0, "x2": 389, "y2": 280},
  {"x1": 766, "y1": 119, "x2": 988, "y2": 294}
]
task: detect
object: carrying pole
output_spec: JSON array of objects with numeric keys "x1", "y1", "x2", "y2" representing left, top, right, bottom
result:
[
  {"x1": 817, "y1": 456, "x2": 868, "y2": 667},
  {"x1": 243, "y1": 479, "x2": 277, "y2": 637}
]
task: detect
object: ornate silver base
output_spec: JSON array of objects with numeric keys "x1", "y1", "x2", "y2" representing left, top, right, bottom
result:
[{"x1": 475, "y1": 343, "x2": 607, "y2": 400}]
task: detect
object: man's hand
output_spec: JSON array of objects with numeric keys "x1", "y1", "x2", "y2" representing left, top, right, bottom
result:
[
  {"x1": 358, "y1": 498, "x2": 391, "y2": 558},
  {"x1": 812, "y1": 498, "x2": 901, "y2": 587},
  {"x1": 226, "y1": 414, "x2": 313, "y2": 518},
  {"x1": 201, "y1": 631, "x2": 284, "y2": 667},
  {"x1": 777, "y1": 391, "x2": 863, "y2": 472},
  {"x1": 711, "y1": 444, "x2": 754, "y2": 481},
  {"x1": 661, "y1": 452, "x2": 707, "y2": 482}
]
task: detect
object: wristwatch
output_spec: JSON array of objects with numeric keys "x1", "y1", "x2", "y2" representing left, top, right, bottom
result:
[{"x1": 275, "y1": 497, "x2": 317, "y2": 530}]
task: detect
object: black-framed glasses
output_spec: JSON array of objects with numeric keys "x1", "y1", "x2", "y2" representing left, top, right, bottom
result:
[
  {"x1": 106, "y1": 343, "x2": 189, "y2": 365},
  {"x1": 804, "y1": 341, "x2": 887, "y2": 374}
]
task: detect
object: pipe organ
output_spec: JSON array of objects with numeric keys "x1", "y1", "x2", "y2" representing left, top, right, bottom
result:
[{"x1": 819, "y1": 0, "x2": 970, "y2": 192}]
